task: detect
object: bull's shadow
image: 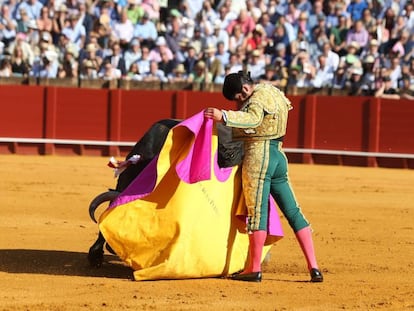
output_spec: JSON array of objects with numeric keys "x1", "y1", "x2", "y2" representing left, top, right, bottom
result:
[{"x1": 0, "y1": 249, "x2": 133, "y2": 279}]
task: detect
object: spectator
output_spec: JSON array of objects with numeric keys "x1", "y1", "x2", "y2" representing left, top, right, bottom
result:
[
  {"x1": 142, "y1": 59, "x2": 167, "y2": 82},
  {"x1": 215, "y1": 40, "x2": 230, "y2": 69},
  {"x1": 16, "y1": 8, "x2": 31, "y2": 34},
  {"x1": 258, "y1": 62, "x2": 284, "y2": 88},
  {"x1": 189, "y1": 25, "x2": 205, "y2": 57},
  {"x1": 0, "y1": 56, "x2": 12, "y2": 77},
  {"x1": 312, "y1": 54, "x2": 335, "y2": 88},
  {"x1": 59, "y1": 45, "x2": 78, "y2": 78},
  {"x1": 126, "y1": 0, "x2": 145, "y2": 25},
  {"x1": 228, "y1": 23, "x2": 245, "y2": 53},
  {"x1": 158, "y1": 49, "x2": 176, "y2": 77},
  {"x1": 346, "y1": 66, "x2": 364, "y2": 95},
  {"x1": 126, "y1": 62, "x2": 143, "y2": 81},
  {"x1": 226, "y1": 8, "x2": 255, "y2": 37},
  {"x1": 340, "y1": 41, "x2": 362, "y2": 69},
  {"x1": 99, "y1": 59, "x2": 121, "y2": 80},
  {"x1": 80, "y1": 59, "x2": 98, "y2": 79},
  {"x1": 308, "y1": 0, "x2": 325, "y2": 31},
  {"x1": 168, "y1": 63, "x2": 188, "y2": 83},
  {"x1": 245, "y1": 24, "x2": 266, "y2": 53},
  {"x1": 124, "y1": 38, "x2": 141, "y2": 71},
  {"x1": 18, "y1": 0, "x2": 44, "y2": 21},
  {"x1": 1, "y1": 3, "x2": 17, "y2": 47},
  {"x1": 164, "y1": 13, "x2": 183, "y2": 56},
  {"x1": 361, "y1": 8, "x2": 376, "y2": 32},
  {"x1": 258, "y1": 12, "x2": 275, "y2": 39},
  {"x1": 51, "y1": 4, "x2": 68, "y2": 44},
  {"x1": 329, "y1": 13, "x2": 350, "y2": 57},
  {"x1": 208, "y1": 19, "x2": 229, "y2": 52},
  {"x1": 133, "y1": 11, "x2": 157, "y2": 45},
  {"x1": 346, "y1": 20, "x2": 369, "y2": 52},
  {"x1": 78, "y1": 1, "x2": 95, "y2": 43},
  {"x1": 320, "y1": 40, "x2": 340, "y2": 73},
  {"x1": 61, "y1": 13, "x2": 86, "y2": 50},
  {"x1": 332, "y1": 63, "x2": 349, "y2": 90},
  {"x1": 36, "y1": 5, "x2": 52, "y2": 33},
  {"x1": 148, "y1": 36, "x2": 173, "y2": 63},
  {"x1": 346, "y1": 0, "x2": 369, "y2": 21},
  {"x1": 30, "y1": 49, "x2": 59, "y2": 78},
  {"x1": 11, "y1": 44, "x2": 30, "y2": 76},
  {"x1": 374, "y1": 74, "x2": 399, "y2": 99},
  {"x1": 103, "y1": 40, "x2": 127, "y2": 77},
  {"x1": 387, "y1": 55, "x2": 402, "y2": 89},
  {"x1": 246, "y1": 49, "x2": 265, "y2": 81},
  {"x1": 285, "y1": 2, "x2": 300, "y2": 26},
  {"x1": 289, "y1": 47, "x2": 316, "y2": 88},
  {"x1": 112, "y1": 8, "x2": 134, "y2": 50},
  {"x1": 295, "y1": 11, "x2": 311, "y2": 40},
  {"x1": 202, "y1": 42, "x2": 222, "y2": 82},
  {"x1": 136, "y1": 44, "x2": 151, "y2": 75},
  {"x1": 187, "y1": 59, "x2": 212, "y2": 84}
]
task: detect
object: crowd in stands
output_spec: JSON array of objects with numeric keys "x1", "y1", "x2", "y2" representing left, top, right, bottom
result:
[{"x1": 0, "y1": 0, "x2": 414, "y2": 98}]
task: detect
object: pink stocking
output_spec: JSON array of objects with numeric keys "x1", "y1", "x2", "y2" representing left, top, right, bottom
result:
[
  {"x1": 245, "y1": 230, "x2": 267, "y2": 273},
  {"x1": 295, "y1": 226, "x2": 319, "y2": 271}
]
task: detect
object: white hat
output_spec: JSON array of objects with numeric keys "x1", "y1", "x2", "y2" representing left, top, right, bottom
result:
[{"x1": 44, "y1": 50, "x2": 58, "y2": 62}]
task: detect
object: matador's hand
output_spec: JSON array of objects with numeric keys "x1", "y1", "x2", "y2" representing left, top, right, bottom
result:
[{"x1": 204, "y1": 108, "x2": 223, "y2": 122}]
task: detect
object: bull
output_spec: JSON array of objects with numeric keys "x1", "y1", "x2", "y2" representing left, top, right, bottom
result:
[{"x1": 88, "y1": 118, "x2": 243, "y2": 268}]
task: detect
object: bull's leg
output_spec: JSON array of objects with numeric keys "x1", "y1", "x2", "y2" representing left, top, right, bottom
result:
[{"x1": 88, "y1": 232, "x2": 106, "y2": 268}]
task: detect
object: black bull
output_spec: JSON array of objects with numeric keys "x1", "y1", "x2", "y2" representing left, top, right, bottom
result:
[{"x1": 88, "y1": 119, "x2": 243, "y2": 268}]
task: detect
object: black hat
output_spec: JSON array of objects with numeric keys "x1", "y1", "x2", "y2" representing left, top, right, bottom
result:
[{"x1": 222, "y1": 73, "x2": 242, "y2": 100}]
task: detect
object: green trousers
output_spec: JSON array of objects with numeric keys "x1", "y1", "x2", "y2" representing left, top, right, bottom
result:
[{"x1": 242, "y1": 140, "x2": 309, "y2": 232}]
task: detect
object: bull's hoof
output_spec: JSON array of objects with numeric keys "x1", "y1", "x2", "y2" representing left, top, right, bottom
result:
[{"x1": 88, "y1": 245, "x2": 104, "y2": 268}]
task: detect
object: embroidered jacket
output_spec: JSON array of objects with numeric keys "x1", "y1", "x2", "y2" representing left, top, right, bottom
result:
[{"x1": 222, "y1": 83, "x2": 292, "y2": 141}]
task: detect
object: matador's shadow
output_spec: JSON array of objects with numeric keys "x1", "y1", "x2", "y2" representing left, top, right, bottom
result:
[{"x1": 0, "y1": 249, "x2": 133, "y2": 279}]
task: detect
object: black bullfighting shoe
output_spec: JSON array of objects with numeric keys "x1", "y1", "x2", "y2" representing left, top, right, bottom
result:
[
  {"x1": 310, "y1": 268, "x2": 324, "y2": 282},
  {"x1": 231, "y1": 272, "x2": 262, "y2": 282}
]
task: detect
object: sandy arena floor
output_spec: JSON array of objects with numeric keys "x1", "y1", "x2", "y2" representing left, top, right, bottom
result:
[{"x1": 1, "y1": 154, "x2": 413, "y2": 311}]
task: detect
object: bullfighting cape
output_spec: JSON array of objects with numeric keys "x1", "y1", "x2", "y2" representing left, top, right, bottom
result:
[{"x1": 99, "y1": 111, "x2": 284, "y2": 281}]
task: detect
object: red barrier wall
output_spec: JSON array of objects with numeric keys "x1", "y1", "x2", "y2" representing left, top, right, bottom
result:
[{"x1": 1, "y1": 85, "x2": 413, "y2": 168}]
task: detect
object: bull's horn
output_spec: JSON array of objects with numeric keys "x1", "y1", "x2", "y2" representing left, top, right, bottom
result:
[{"x1": 89, "y1": 190, "x2": 120, "y2": 223}]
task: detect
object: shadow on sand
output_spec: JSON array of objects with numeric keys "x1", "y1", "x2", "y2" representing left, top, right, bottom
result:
[{"x1": 0, "y1": 249, "x2": 133, "y2": 279}]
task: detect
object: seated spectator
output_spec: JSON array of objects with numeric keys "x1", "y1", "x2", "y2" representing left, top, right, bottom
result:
[
  {"x1": 202, "y1": 43, "x2": 222, "y2": 82},
  {"x1": 103, "y1": 40, "x2": 127, "y2": 77},
  {"x1": 215, "y1": 40, "x2": 230, "y2": 69},
  {"x1": 245, "y1": 24, "x2": 267, "y2": 53},
  {"x1": 0, "y1": 56, "x2": 12, "y2": 77},
  {"x1": 10, "y1": 44, "x2": 30, "y2": 76},
  {"x1": 126, "y1": 0, "x2": 145, "y2": 25},
  {"x1": 126, "y1": 62, "x2": 143, "y2": 81},
  {"x1": 359, "y1": 54, "x2": 377, "y2": 95},
  {"x1": 228, "y1": 24, "x2": 246, "y2": 53},
  {"x1": 124, "y1": 38, "x2": 141, "y2": 72},
  {"x1": 226, "y1": 51, "x2": 243, "y2": 74},
  {"x1": 340, "y1": 41, "x2": 362, "y2": 68},
  {"x1": 346, "y1": 66, "x2": 364, "y2": 96},
  {"x1": 399, "y1": 74, "x2": 414, "y2": 100},
  {"x1": 59, "y1": 45, "x2": 78, "y2": 78},
  {"x1": 258, "y1": 63, "x2": 285, "y2": 88},
  {"x1": 142, "y1": 59, "x2": 167, "y2": 82},
  {"x1": 214, "y1": 63, "x2": 232, "y2": 84},
  {"x1": 168, "y1": 63, "x2": 188, "y2": 83},
  {"x1": 158, "y1": 49, "x2": 176, "y2": 77},
  {"x1": 61, "y1": 13, "x2": 86, "y2": 50},
  {"x1": 133, "y1": 11, "x2": 157, "y2": 46},
  {"x1": 246, "y1": 49, "x2": 265, "y2": 81},
  {"x1": 182, "y1": 44, "x2": 198, "y2": 75},
  {"x1": 289, "y1": 48, "x2": 316, "y2": 87},
  {"x1": 148, "y1": 36, "x2": 173, "y2": 63},
  {"x1": 329, "y1": 13, "x2": 349, "y2": 57},
  {"x1": 346, "y1": 0, "x2": 369, "y2": 22},
  {"x1": 18, "y1": 0, "x2": 44, "y2": 21},
  {"x1": 226, "y1": 8, "x2": 255, "y2": 37},
  {"x1": 112, "y1": 8, "x2": 134, "y2": 50},
  {"x1": 346, "y1": 20, "x2": 369, "y2": 53},
  {"x1": 374, "y1": 74, "x2": 399, "y2": 99},
  {"x1": 1, "y1": 3, "x2": 17, "y2": 47},
  {"x1": 312, "y1": 54, "x2": 335, "y2": 88},
  {"x1": 187, "y1": 60, "x2": 212, "y2": 84},
  {"x1": 30, "y1": 49, "x2": 59, "y2": 78},
  {"x1": 98, "y1": 59, "x2": 121, "y2": 80},
  {"x1": 36, "y1": 5, "x2": 52, "y2": 33},
  {"x1": 80, "y1": 59, "x2": 98, "y2": 79},
  {"x1": 332, "y1": 64, "x2": 349, "y2": 90}
]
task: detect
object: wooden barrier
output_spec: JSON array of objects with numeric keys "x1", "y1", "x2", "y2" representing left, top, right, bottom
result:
[{"x1": 1, "y1": 84, "x2": 413, "y2": 169}]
